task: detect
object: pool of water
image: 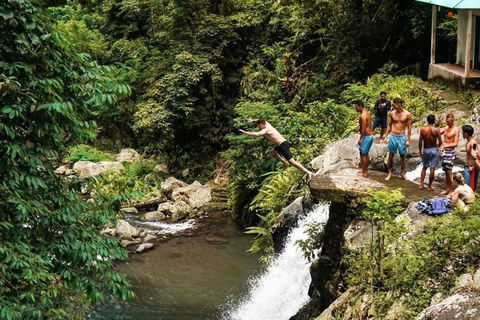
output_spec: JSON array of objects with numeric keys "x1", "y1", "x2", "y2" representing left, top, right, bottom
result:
[{"x1": 86, "y1": 212, "x2": 261, "y2": 320}]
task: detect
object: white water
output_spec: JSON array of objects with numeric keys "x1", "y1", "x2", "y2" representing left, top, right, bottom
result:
[
  {"x1": 405, "y1": 164, "x2": 463, "y2": 182},
  {"x1": 223, "y1": 204, "x2": 330, "y2": 320},
  {"x1": 131, "y1": 219, "x2": 196, "y2": 234}
]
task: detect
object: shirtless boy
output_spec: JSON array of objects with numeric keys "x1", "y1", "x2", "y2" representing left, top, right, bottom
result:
[
  {"x1": 239, "y1": 118, "x2": 313, "y2": 182},
  {"x1": 418, "y1": 115, "x2": 442, "y2": 191},
  {"x1": 355, "y1": 100, "x2": 374, "y2": 177},
  {"x1": 439, "y1": 114, "x2": 460, "y2": 195},
  {"x1": 461, "y1": 125, "x2": 478, "y2": 191},
  {"x1": 384, "y1": 98, "x2": 412, "y2": 181}
]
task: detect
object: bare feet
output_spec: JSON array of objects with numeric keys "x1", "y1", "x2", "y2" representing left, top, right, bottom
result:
[
  {"x1": 401, "y1": 174, "x2": 409, "y2": 181},
  {"x1": 427, "y1": 187, "x2": 434, "y2": 191},
  {"x1": 385, "y1": 173, "x2": 392, "y2": 181},
  {"x1": 357, "y1": 172, "x2": 368, "y2": 177},
  {"x1": 418, "y1": 184, "x2": 424, "y2": 190}
]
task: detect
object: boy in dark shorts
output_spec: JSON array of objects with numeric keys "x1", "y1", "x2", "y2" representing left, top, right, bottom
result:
[
  {"x1": 239, "y1": 118, "x2": 313, "y2": 182},
  {"x1": 373, "y1": 91, "x2": 391, "y2": 139}
]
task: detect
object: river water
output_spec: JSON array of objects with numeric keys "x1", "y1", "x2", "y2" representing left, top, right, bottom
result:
[
  {"x1": 88, "y1": 204, "x2": 329, "y2": 320},
  {"x1": 87, "y1": 212, "x2": 262, "y2": 320}
]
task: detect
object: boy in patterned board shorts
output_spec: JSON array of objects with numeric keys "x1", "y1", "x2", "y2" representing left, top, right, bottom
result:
[{"x1": 439, "y1": 114, "x2": 460, "y2": 196}]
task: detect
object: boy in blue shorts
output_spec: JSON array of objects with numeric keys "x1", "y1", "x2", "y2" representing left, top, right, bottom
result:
[
  {"x1": 355, "y1": 100, "x2": 374, "y2": 177},
  {"x1": 384, "y1": 98, "x2": 412, "y2": 181}
]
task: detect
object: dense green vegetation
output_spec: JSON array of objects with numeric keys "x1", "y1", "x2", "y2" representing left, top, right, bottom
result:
[
  {"x1": 338, "y1": 190, "x2": 480, "y2": 319},
  {"x1": 1, "y1": 0, "x2": 469, "y2": 317},
  {"x1": 0, "y1": 1, "x2": 133, "y2": 318},
  {"x1": 46, "y1": 0, "x2": 439, "y2": 169}
]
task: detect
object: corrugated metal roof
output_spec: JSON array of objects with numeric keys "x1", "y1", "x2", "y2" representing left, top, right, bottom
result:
[{"x1": 416, "y1": 0, "x2": 480, "y2": 9}]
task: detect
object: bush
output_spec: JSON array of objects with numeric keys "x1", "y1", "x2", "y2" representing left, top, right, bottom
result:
[
  {"x1": 343, "y1": 193, "x2": 480, "y2": 318},
  {"x1": 68, "y1": 144, "x2": 116, "y2": 163},
  {"x1": 341, "y1": 75, "x2": 441, "y2": 124},
  {"x1": 89, "y1": 161, "x2": 163, "y2": 206}
]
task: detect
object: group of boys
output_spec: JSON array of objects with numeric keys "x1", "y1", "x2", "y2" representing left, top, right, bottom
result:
[
  {"x1": 356, "y1": 92, "x2": 479, "y2": 195},
  {"x1": 239, "y1": 92, "x2": 479, "y2": 193}
]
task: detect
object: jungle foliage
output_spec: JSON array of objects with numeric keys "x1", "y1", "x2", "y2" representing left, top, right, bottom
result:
[
  {"x1": 47, "y1": 0, "x2": 438, "y2": 172},
  {"x1": 342, "y1": 191, "x2": 480, "y2": 319},
  {"x1": 0, "y1": 1, "x2": 133, "y2": 318}
]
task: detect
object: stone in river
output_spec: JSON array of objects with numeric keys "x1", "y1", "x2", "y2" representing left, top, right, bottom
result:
[
  {"x1": 136, "y1": 243, "x2": 154, "y2": 253},
  {"x1": 206, "y1": 236, "x2": 229, "y2": 244}
]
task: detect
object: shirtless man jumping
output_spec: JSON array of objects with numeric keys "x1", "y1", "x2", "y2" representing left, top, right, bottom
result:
[
  {"x1": 418, "y1": 115, "x2": 442, "y2": 191},
  {"x1": 439, "y1": 114, "x2": 460, "y2": 195},
  {"x1": 355, "y1": 100, "x2": 374, "y2": 177},
  {"x1": 239, "y1": 118, "x2": 313, "y2": 182},
  {"x1": 384, "y1": 98, "x2": 412, "y2": 181}
]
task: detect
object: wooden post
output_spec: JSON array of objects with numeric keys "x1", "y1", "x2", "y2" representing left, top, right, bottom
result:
[
  {"x1": 431, "y1": 5, "x2": 437, "y2": 65},
  {"x1": 465, "y1": 10, "x2": 473, "y2": 77}
]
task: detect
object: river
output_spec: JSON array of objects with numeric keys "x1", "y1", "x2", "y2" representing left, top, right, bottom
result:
[{"x1": 87, "y1": 211, "x2": 262, "y2": 320}]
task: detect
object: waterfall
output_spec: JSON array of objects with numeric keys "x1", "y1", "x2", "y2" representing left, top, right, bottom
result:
[{"x1": 222, "y1": 204, "x2": 330, "y2": 320}]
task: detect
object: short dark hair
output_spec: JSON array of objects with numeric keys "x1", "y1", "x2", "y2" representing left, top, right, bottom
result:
[
  {"x1": 427, "y1": 114, "x2": 435, "y2": 124},
  {"x1": 354, "y1": 100, "x2": 364, "y2": 108},
  {"x1": 256, "y1": 118, "x2": 266, "y2": 125},
  {"x1": 446, "y1": 113, "x2": 454, "y2": 119},
  {"x1": 380, "y1": 91, "x2": 387, "y2": 96},
  {"x1": 462, "y1": 124, "x2": 474, "y2": 136},
  {"x1": 393, "y1": 98, "x2": 403, "y2": 105}
]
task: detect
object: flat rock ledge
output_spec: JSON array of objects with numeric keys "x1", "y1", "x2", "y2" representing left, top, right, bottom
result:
[{"x1": 309, "y1": 168, "x2": 442, "y2": 203}]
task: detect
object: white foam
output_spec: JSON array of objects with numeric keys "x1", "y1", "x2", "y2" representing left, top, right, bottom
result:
[{"x1": 222, "y1": 204, "x2": 330, "y2": 320}]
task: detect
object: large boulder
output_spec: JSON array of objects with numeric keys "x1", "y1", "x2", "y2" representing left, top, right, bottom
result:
[
  {"x1": 171, "y1": 200, "x2": 192, "y2": 222},
  {"x1": 171, "y1": 181, "x2": 202, "y2": 202},
  {"x1": 142, "y1": 211, "x2": 167, "y2": 222},
  {"x1": 157, "y1": 202, "x2": 174, "y2": 215},
  {"x1": 161, "y1": 177, "x2": 188, "y2": 194},
  {"x1": 416, "y1": 292, "x2": 480, "y2": 320},
  {"x1": 115, "y1": 219, "x2": 141, "y2": 240},
  {"x1": 189, "y1": 187, "x2": 212, "y2": 209},
  {"x1": 54, "y1": 165, "x2": 68, "y2": 175},
  {"x1": 310, "y1": 134, "x2": 388, "y2": 174},
  {"x1": 74, "y1": 161, "x2": 124, "y2": 179},
  {"x1": 116, "y1": 148, "x2": 141, "y2": 162},
  {"x1": 153, "y1": 163, "x2": 169, "y2": 175},
  {"x1": 72, "y1": 161, "x2": 92, "y2": 173},
  {"x1": 120, "y1": 207, "x2": 138, "y2": 215}
]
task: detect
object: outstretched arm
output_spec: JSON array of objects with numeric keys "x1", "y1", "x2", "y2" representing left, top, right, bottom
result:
[{"x1": 239, "y1": 128, "x2": 267, "y2": 137}]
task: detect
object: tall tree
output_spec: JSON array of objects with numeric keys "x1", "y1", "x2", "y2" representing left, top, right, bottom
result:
[{"x1": 0, "y1": 0, "x2": 133, "y2": 318}]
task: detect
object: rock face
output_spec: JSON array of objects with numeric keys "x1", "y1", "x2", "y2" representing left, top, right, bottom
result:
[
  {"x1": 416, "y1": 293, "x2": 480, "y2": 320},
  {"x1": 153, "y1": 163, "x2": 169, "y2": 175},
  {"x1": 171, "y1": 201, "x2": 192, "y2": 222},
  {"x1": 116, "y1": 148, "x2": 141, "y2": 162},
  {"x1": 171, "y1": 181, "x2": 202, "y2": 202},
  {"x1": 120, "y1": 207, "x2": 138, "y2": 215},
  {"x1": 115, "y1": 219, "x2": 141, "y2": 240},
  {"x1": 310, "y1": 129, "x2": 472, "y2": 177},
  {"x1": 189, "y1": 186, "x2": 212, "y2": 209},
  {"x1": 73, "y1": 161, "x2": 124, "y2": 178},
  {"x1": 161, "y1": 177, "x2": 188, "y2": 194}
]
